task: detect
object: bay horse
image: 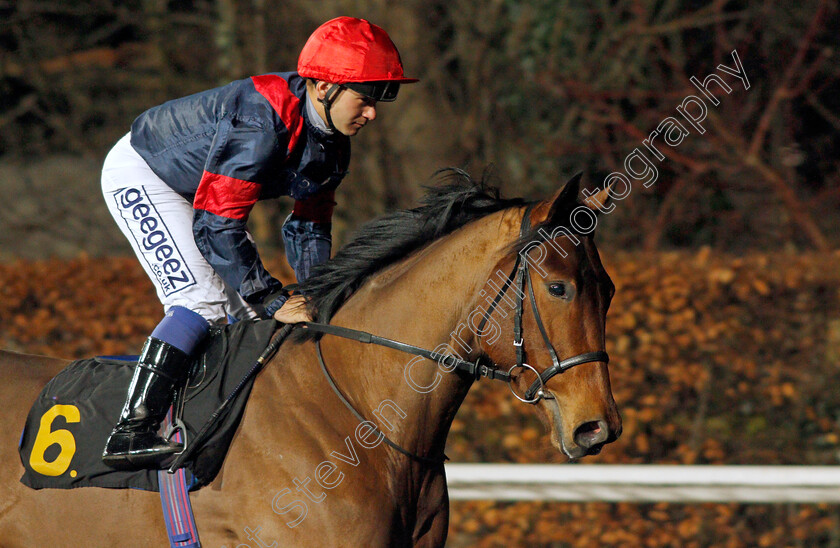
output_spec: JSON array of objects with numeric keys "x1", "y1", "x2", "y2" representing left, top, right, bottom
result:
[{"x1": 0, "y1": 173, "x2": 620, "y2": 547}]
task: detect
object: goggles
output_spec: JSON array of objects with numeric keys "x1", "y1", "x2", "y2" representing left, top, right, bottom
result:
[{"x1": 344, "y1": 81, "x2": 401, "y2": 102}]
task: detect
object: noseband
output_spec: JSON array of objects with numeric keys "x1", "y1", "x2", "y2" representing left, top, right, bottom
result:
[{"x1": 301, "y1": 204, "x2": 609, "y2": 463}]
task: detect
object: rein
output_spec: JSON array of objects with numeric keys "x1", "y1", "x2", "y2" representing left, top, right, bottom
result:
[
  {"x1": 303, "y1": 320, "x2": 514, "y2": 466},
  {"x1": 302, "y1": 323, "x2": 510, "y2": 383},
  {"x1": 303, "y1": 204, "x2": 609, "y2": 464},
  {"x1": 311, "y1": 338, "x2": 446, "y2": 466}
]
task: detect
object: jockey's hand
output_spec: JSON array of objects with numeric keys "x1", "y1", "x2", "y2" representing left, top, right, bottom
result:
[{"x1": 273, "y1": 294, "x2": 313, "y2": 324}]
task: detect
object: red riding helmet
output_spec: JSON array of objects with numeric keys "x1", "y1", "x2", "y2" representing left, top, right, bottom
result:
[
  {"x1": 298, "y1": 16, "x2": 418, "y2": 90},
  {"x1": 298, "y1": 17, "x2": 417, "y2": 131}
]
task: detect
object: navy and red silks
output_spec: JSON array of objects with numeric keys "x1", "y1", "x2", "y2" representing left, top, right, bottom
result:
[{"x1": 130, "y1": 72, "x2": 349, "y2": 302}]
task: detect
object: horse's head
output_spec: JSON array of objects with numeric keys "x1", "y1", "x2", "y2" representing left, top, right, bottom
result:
[
  {"x1": 478, "y1": 175, "x2": 621, "y2": 459},
  {"x1": 297, "y1": 171, "x2": 620, "y2": 460}
]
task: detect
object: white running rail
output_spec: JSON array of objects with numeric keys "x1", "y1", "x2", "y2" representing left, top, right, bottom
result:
[{"x1": 445, "y1": 464, "x2": 840, "y2": 503}]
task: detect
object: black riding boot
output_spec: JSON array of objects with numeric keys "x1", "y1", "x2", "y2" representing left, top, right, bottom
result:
[{"x1": 102, "y1": 337, "x2": 190, "y2": 470}]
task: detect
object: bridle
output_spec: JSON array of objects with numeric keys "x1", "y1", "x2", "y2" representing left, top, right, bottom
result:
[
  {"x1": 478, "y1": 203, "x2": 609, "y2": 402},
  {"x1": 302, "y1": 204, "x2": 609, "y2": 464}
]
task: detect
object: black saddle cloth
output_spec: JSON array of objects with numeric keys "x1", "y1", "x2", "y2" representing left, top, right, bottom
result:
[{"x1": 18, "y1": 318, "x2": 278, "y2": 492}]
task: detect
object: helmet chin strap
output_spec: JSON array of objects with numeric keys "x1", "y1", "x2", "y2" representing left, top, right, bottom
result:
[{"x1": 318, "y1": 84, "x2": 345, "y2": 133}]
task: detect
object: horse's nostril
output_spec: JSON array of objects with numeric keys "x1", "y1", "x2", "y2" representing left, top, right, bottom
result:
[{"x1": 574, "y1": 419, "x2": 609, "y2": 449}]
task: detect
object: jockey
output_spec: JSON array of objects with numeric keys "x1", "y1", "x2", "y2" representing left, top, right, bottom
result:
[{"x1": 100, "y1": 16, "x2": 417, "y2": 469}]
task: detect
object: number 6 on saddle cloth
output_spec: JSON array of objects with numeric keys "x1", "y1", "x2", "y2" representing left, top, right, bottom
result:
[{"x1": 18, "y1": 319, "x2": 278, "y2": 493}]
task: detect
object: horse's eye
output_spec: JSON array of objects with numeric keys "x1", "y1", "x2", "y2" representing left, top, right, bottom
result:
[{"x1": 548, "y1": 282, "x2": 567, "y2": 298}]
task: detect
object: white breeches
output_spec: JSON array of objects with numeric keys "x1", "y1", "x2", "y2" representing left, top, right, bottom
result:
[{"x1": 101, "y1": 133, "x2": 259, "y2": 324}]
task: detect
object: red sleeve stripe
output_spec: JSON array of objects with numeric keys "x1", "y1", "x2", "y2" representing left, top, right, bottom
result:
[
  {"x1": 194, "y1": 171, "x2": 261, "y2": 220},
  {"x1": 251, "y1": 75, "x2": 304, "y2": 157},
  {"x1": 293, "y1": 191, "x2": 336, "y2": 224}
]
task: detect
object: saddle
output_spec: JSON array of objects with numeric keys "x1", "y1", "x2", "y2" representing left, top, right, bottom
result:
[{"x1": 18, "y1": 318, "x2": 278, "y2": 493}]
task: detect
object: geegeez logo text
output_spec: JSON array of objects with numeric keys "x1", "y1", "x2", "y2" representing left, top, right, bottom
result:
[{"x1": 114, "y1": 187, "x2": 197, "y2": 296}]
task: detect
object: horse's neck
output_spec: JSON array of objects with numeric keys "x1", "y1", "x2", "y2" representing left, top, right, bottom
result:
[{"x1": 327, "y1": 209, "x2": 520, "y2": 460}]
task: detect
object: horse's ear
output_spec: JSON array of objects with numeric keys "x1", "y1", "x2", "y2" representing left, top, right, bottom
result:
[
  {"x1": 582, "y1": 184, "x2": 612, "y2": 213},
  {"x1": 531, "y1": 172, "x2": 582, "y2": 224}
]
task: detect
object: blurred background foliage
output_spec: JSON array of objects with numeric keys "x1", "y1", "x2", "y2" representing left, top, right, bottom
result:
[
  {"x1": 0, "y1": 0, "x2": 838, "y2": 258},
  {"x1": 2, "y1": 2, "x2": 840, "y2": 545}
]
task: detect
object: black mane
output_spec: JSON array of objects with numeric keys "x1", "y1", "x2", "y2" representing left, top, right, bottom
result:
[{"x1": 296, "y1": 169, "x2": 527, "y2": 325}]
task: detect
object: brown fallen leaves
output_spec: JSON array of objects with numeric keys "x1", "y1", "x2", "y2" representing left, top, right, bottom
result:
[
  {"x1": 447, "y1": 248, "x2": 840, "y2": 546},
  {"x1": 1, "y1": 249, "x2": 839, "y2": 546}
]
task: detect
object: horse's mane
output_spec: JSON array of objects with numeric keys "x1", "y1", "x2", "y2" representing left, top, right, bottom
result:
[{"x1": 295, "y1": 169, "x2": 527, "y2": 327}]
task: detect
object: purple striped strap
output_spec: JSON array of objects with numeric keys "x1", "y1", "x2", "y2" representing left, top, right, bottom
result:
[{"x1": 159, "y1": 408, "x2": 201, "y2": 547}]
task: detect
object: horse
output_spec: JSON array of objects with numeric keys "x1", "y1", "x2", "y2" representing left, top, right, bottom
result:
[{"x1": 0, "y1": 172, "x2": 621, "y2": 547}]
